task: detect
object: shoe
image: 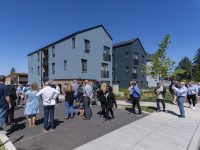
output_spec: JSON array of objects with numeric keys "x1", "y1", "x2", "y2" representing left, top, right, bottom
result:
[
  {"x1": 103, "y1": 119, "x2": 110, "y2": 123},
  {"x1": 156, "y1": 110, "x2": 161, "y2": 112},
  {"x1": 65, "y1": 117, "x2": 69, "y2": 119},
  {"x1": 43, "y1": 129, "x2": 48, "y2": 133},
  {"x1": 50, "y1": 129, "x2": 54, "y2": 132},
  {"x1": 178, "y1": 115, "x2": 186, "y2": 118},
  {"x1": 192, "y1": 107, "x2": 195, "y2": 109},
  {"x1": 0, "y1": 130, "x2": 7, "y2": 134}
]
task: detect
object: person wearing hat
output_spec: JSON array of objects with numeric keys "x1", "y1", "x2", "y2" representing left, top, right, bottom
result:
[{"x1": 0, "y1": 75, "x2": 11, "y2": 134}]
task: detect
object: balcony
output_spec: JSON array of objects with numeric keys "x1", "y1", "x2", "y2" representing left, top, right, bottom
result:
[
  {"x1": 43, "y1": 58, "x2": 48, "y2": 65},
  {"x1": 133, "y1": 73, "x2": 137, "y2": 79},
  {"x1": 101, "y1": 70, "x2": 109, "y2": 78},
  {"x1": 103, "y1": 53, "x2": 111, "y2": 61},
  {"x1": 134, "y1": 59, "x2": 139, "y2": 65}
]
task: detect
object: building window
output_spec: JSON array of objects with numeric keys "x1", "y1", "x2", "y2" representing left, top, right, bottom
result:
[
  {"x1": 103, "y1": 46, "x2": 111, "y2": 61},
  {"x1": 142, "y1": 55, "x2": 144, "y2": 63},
  {"x1": 126, "y1": 66, "x2": 129, "y2": 73},
  {"x1": 126, "y1": 51, "x2": 129, "y2": 58},
  {"x1": 101, "y1": 63, "x2": 109, "y2": 78},
  {"x1": 37, "y1": 52, "x2": 40, "y2": 62},
  {"x1": 64, "y1": 60, "x2": 67, "y2": 71},
  {"x1": 52, "y1": 46, "x2": 55, "y2": 58},
  {"x1": 52, "y1": 63, "x2": 55, "y2": 74},
  {"x1": 37, "y1": 66, "x2": 40, "y2": 76},
  {"x1": 81, "y1": 59, "x2": 87, "y2": 73},
  {"x1": 84, "y1": 39, "x2": 90, "y2": 53},
  {"x1": 133, "y1": 52, "x2": 139, "y2": 65},
  {"x1": 72, "y1": 37, "x2": 75, "y2": 49},
  {"x1": 133, "y1": 67, "x2": 137, "y2": 79}
]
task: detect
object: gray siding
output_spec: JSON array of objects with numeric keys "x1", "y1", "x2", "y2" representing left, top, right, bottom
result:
[
  {"x1": 28, "y1": 27, "x2": 112, "y2": 85},
  {"x1": 113, "y1": 39, "x2": 147, "y2": 88}
]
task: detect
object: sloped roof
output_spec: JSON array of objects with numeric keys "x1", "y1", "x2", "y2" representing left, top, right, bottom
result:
[
  {"x1": 28, "y1": 24, "x2": 112, "y2": 56},
  {"x1": 113, "y1": 38, "x2": 147, "y2": 54},
  {"x1": 146, "y1": 54, "x2": 154, "y2": 61}
]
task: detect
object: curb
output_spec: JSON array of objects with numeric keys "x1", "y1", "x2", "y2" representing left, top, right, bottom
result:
[
  {"x1": 187, "y1": 120, "x2": 200, "y2": 150},
  {"x1": 0, "y1": 134, "x2": 16, "y2": 150}
]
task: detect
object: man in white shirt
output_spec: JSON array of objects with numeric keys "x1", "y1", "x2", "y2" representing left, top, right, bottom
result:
[{"x1": 36, "y1": 81, "x2": 60, "y2": 132}]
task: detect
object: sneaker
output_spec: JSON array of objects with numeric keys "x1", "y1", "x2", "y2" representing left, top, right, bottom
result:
[
  {"x1": 192, "y1": 107, "x2": 195, "y2": 109},
  {"x1": 178, "y1": 115, "x2": 186, "y2": 118},
  {"x1": 156, "y1": 110, "x2": 161, "y2": 112},
  {"x1": 50, "y1": 129, "x2": 54, "y2": 132},
  {"x1": 0, "y1": 130, "x2": 7, "y2": 134},
  {"x1": 43, "y1": 129, "x2": 48, "y2": 133}
]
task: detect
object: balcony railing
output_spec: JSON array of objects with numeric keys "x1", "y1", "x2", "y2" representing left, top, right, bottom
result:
[
  {"x1": 103, "y1": 53, "x2": 111, "y2": 61},
  {"x1": 101, "y1": 70, "x2": 109, "y2": 78},
  {"x1": 134, "y1": 59, "x2": 139, "y2": 65},
  {"x1": 43, "y1": 58, "x2": 48, "y2": 65},
  {"x1": 133, "y1": 73, "x2": 137, "y2": 79}
]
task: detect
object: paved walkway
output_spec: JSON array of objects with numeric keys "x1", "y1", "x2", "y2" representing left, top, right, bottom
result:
[
  {"x1": 4, "y1": 101, "x2": 147, "y2": 150},
  {"x1": 75, "y1": 102, "x2": 200, "y2": 150}
]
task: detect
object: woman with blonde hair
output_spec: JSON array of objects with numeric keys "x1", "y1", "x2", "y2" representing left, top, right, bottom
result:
[
  {"x1": 24, "y1": 82, "x2": 39, "y2": 128},
  {"x1": 64, "y1": 83, "x2": 75, "y2": 119},
  {"x1": 97, "y1": 82, "x2": 107, "y2": 117}
]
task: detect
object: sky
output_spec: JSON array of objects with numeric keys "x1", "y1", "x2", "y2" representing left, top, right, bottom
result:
[{"x1": 0, "y1": 0, "x2": 200, "y2": 75}]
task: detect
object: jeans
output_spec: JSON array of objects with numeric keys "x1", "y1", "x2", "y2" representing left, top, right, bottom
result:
[
  {"x1": 132, "y1": 97, "x2": 142, "y2": 114},
  {"x1": 65, "y1": 101, "x2": 74, "y2": 118},
  {"x1": 177, "y1": 96, "x2": 185, "y2": 116},
  {"x1": 43, "y1": 105, "x2": 55, "y2": 130},
  {"x1": 157, "y1": 99, "x2": 165, "y2": 111},
  {"x1": 5, "y1": 106, "x2": 14, "y2": 124},
  {"x1": 0, "y1": 107, "x2": 8, "y2": 131}
]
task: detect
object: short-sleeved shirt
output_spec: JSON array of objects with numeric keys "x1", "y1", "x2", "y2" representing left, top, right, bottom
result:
[{"x1": 0, "y1": 83, "x2": 9, "y2": 109}]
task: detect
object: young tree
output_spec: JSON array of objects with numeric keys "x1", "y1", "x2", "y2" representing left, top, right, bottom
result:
[
  {"x1": 175, "y1": 57, "x2": 192, "y2": 80},
  {"x1": 146, "y1": 34, "x2": 175, "y2": 81},
  {"x1": 193, "y1": 48, "x2": 200, "y2": 81}
]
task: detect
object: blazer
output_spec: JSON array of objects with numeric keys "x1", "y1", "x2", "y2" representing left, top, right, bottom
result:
[
  {"x1": 97, "y1": 90, "x2": 106, "y2": 103},
  {"x1": 105, "y1": 92, "x2": 117, "y2": 108}
]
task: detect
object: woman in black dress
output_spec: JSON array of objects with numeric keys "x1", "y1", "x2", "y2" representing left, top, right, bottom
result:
[{"x1": 105, "y1": 86, "x2": 117, "y2": 122}]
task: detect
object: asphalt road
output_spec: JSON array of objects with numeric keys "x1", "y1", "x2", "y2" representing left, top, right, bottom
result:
[{"x1": 5, "y1": 101, "x2": 148, "y2": 150}]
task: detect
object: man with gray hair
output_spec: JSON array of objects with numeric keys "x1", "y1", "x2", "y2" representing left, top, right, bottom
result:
[
  {"x1": 83, "y1": 80, "x2": 92, "y2": 120},
  {"x1": 36, "y1": 81, "x2": 60, "y2": 132},
  {"x1": 0, "y1": 75, "x2": 11, "y2": 134}
]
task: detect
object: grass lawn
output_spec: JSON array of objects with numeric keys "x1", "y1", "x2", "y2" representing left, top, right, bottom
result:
[
  {"x1": 125, "y1": 105, "x2": 157, "y2": 113},
  {"x1": 141, "y1": 92, "x2": 173, "y2": 104},
  {"x1": 0, "y1": 140, "x2": 5, "y2": 150},
  {"x1": 116, "y1": 88, "x2": 173, "y2": 104}
]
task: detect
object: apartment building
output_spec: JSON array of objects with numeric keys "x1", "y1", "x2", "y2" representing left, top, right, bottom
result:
[
  {"x1": 28, "y1": 25, "x2": 112, "y2": 87},
  {"x1": 112, "y1": 38, "x2": 147, "y2": 88}
]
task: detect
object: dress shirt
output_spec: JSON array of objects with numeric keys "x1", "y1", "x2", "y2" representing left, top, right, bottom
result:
[
  {"x1": 83, "y1": 84, "x2": 92, "y2": 98},
  {"x1": 173, "y1": 86, "x2": 188, "y2": 97},
  {"x1": 36, "y1": 86, "x2": 60, "y2": 106},
  {"x1": 73, "y1": 83, "x2": 79, "y2": 96},
  {"x1": 187, "y1": 86, "x2": 196, "y2": 95},
  {"x1": 128, "y1": 86, "x2": 133, "y2": 94}
]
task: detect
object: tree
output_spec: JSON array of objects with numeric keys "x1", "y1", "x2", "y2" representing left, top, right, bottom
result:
[
  {"x1": 146, "y1": 34, "x2": 175, "y2": 81},
  {"x1": 175, "y1": 57, "x2": 192, "y2": 80},
  {"x1": 10, "y1": 67, "x2": 16, "y2": 74},
  {"x1": 193, "y1": 48, "x2": 200, "y2": 81}
]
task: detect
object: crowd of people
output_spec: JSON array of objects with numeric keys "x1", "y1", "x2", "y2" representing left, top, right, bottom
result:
[
  {"x1": 0, "y1": 76, "x2": 119, "y2": 134},
  {"x1": 0, "y1": 74, "x2": 200, "y2": 134}
]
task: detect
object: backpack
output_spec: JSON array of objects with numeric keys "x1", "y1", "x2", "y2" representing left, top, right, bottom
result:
[{"x1": 162, "y1": 86, "x2": 167, "y2": 98}]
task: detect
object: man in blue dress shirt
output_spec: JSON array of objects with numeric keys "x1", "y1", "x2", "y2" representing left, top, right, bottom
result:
[{"x1": 173, "y1": 82, "x2": 188, "y2": 118}]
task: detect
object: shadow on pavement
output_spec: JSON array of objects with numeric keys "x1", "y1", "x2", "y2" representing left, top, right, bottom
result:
[
  {"x1": 14, "y1": 117, "x2": 26, "y2": 123},
  {"x1": 166, "y1": 110, "x2": 179, "y2": 116},
  {"x1": 6, "y1": 123, "x2": 26, "y2": 136}
]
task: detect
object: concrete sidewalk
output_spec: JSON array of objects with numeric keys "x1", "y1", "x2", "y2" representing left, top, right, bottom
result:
[{"x1": 75, "y1": 102, "x2": 200, "y2": 150}]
